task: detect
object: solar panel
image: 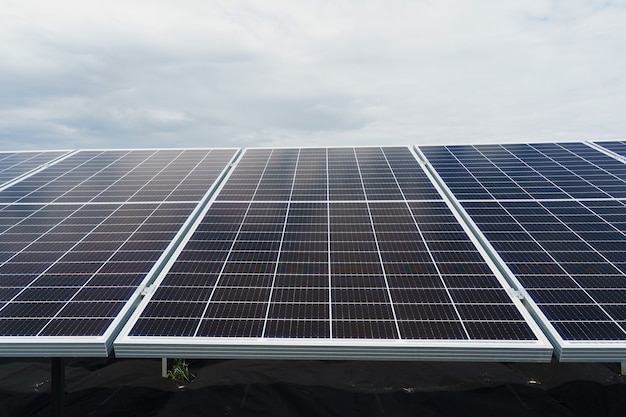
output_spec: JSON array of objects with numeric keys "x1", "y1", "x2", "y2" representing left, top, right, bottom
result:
[
  {"x1": 0, "y1": 149, "x2": 238, "y2": 356},
  {"x1": 419, "y1": 142, "x2": 626, "y2": 360},
  {"x1": 0, "y1": 150, "x2": 71, "y2": 189},
  {"x1": 594, "y1": 141, "x2": 626, "y2": 161},
  {"x1": 115, "y1": 147, "x2": 551, "y2": 361},
  {"x1": 0, "y1": 149, "x2": 238, "y2": 204}
]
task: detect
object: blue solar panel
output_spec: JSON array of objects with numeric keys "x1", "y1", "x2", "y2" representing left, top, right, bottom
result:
[
  {"x1": 0, "y1": 149, "x2": 237, "y2": 204},
  {"x1": 420, "y1": 142, "x2": 626, "y2": 360},
  {"x1": 421, "y1": 143, "x2": 626, "y2": 200},
  {"x1": 0, "y1": 149, "x2": 238, "y2": 356},
  {"x1": 0, "y1": 151, "x2": 69, "y2": 188},
  {"x1": 594, "y1": 141, "x2": 626, "y2": 160}
]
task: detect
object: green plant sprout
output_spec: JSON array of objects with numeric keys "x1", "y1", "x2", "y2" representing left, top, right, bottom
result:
[{"x1": 167, "y1": 358, "x2": 195, "y2": 382}]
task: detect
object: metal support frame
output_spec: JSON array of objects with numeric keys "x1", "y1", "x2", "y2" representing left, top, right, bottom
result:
[
  {"x1": 621, "y1": 361, "x2": 626, "y2": 376},
  {"x1": 51, "y1": 357, "x2": 65, "y2": 417},
  {"x1": 162, "y1": 358, "x2": 168, "y2": 378}
]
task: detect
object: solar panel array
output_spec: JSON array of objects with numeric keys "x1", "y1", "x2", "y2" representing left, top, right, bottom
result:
[
  {"x1": 0, "y1": 151, "x2": 69, "y2": 188},
  {"x1": 419, "y1": 142, "x2": 626, "y2": 360},
  {"x1": 5, "y1": 142, "x2": 625, "y2": 362},
  {"x1": 116, "y1": 147, "x2": 550, "y2": 361},
  {"x1": 0, "y1": 149, "x2": 237, "y2": 356}
]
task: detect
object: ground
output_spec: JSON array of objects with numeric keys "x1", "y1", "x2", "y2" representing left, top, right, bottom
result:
[{"x1": 1, "y1": 358, "x2": 625, "y2": 416}]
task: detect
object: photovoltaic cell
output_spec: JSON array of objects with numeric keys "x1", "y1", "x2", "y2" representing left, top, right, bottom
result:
[
  {"x1": 595, "y1": 141, "x2": 626, "y2": 160},
  {"x1": 420, "y1": 142, "x2": 626, "y2": 359},
  {"x1": 0, "y1": 202, "x2": 199, "y2": 337},
  {"x1": 0, "y1": 148, "x2": 238, "y2": 356},
  {"x1": 0, "y1": 151, "x2": 69, "y2": 188},
  {"x1": 116, "y1": 147, "x2": 550, "y2": 361},
  {"x1": 0, "y1": 149, "x2": 237, "y2": 204},
  {"x1": 216, "y1": 147, "x2": 442, "y2": 202}
]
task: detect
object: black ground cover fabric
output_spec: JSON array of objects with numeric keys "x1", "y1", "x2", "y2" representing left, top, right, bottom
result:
[{"x1": 0, "y1": 358, "x2": 624, "y2": 417}]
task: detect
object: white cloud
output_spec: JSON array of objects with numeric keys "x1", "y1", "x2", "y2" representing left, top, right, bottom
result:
[{"x1": 1, "y1": 0, "x2": 625, "y2": 150}]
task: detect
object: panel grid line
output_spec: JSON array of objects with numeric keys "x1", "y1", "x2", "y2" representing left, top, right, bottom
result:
[
  {"x1": 326, "y1": 148, "x2": 333, "y2": 337},
  {"x1": 192, "y1": 149, "x2": 275, "y2": 337},
  {"x1": 34, "y1": 204, "x2": 156, "y2": 335},
  {"x1": 556, "y1": 143, "x2": 626, "y2": 189},
  {"x1": 0, "y1": 202, "x2": 125, "y2": 316},
  {"x1": 474, "y1": 145, "x2": 575, "y2": 200},
  {"x1": 125, "y1": 149, "x2": 218, "y2": 204},
  {"x1": 442, "y1": 146, "x2": 498, "y2": 201},
  {"x1": 261, "y1": 149, "x2": 301, "y2": 337},
  {"x1": 83, "y1": 150, "x2": 160, "y2": 204},
  {"x1": 380, "y1": 148, "x2": 471, "y2": 340},
  {"x1": 0, "y1": 151, "x2": 68, "y2": 188},
  {"x1": 499, "y1": 200, "x2": 624, "y2": 331},
  {"x1": 32, "y1": 152, "x2": 222, "y2": 335},
  {"x1": 351, "y1": 148, "x2": 402, "y2": 339},
  {"x1": 526, "y1": 144, "x2": 612, "y2": 200},
  {"x1": 12, "y1": 151, "x2": 122, "y2": 204}
]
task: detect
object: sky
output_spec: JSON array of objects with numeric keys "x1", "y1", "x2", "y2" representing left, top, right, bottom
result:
[{"x1": 1, "y1": 0, "x2": 625, "y2": 150}]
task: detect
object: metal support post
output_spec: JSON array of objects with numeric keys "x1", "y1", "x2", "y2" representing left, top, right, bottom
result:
[
  {"x1": 51, "y1": 357, "x2": 65, "y2": 417},
  {"x1": 162, "y1": 358, "x2": 168, "y2": 378}
]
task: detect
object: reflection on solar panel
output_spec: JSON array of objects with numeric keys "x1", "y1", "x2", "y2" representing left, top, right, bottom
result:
[
  {"x1": 0, "y1": 151, "x2": 70, "y2": 188},
  {"x1": 116, "y1": 147, "x2": 551, "y2": 361},
  {"x1": 0, "y1": 149, "x2": 237, "y2": 204},
  {"x1": 594, "y1": 140, "x2": 626, "y2": 160},
  {"x1": 419, "y1": 142, "x2": 626, "y2": 360},
  {"x1": 0, "y1": 149, "x2": 238, "y2": 356}
]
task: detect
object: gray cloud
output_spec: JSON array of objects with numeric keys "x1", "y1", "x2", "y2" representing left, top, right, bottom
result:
[{"x1": 1, "y1": 1, "x2": 625, "y2": 150}]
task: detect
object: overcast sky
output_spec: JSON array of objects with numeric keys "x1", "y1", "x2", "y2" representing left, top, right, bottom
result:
[{"x1": 1, "y1": 1, "x2": 625, "y2": 150}]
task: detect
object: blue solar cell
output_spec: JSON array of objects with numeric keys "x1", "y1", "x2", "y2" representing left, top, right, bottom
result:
[
  {"x1": 595, "y1": 141, "x2": 626, "y2": 158},
  {"x1": 552, "y1": 321, "x2": 626, "y2": 341},
  {"x1": 420, "y1": 142, "x2": 626, "y2": 349},
  {"x1": 0, "y1": 151, "x2": 69, "y2": 187},
  {"x1": 0, "y1": 150, "x2": 237, "y2": 351}
]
